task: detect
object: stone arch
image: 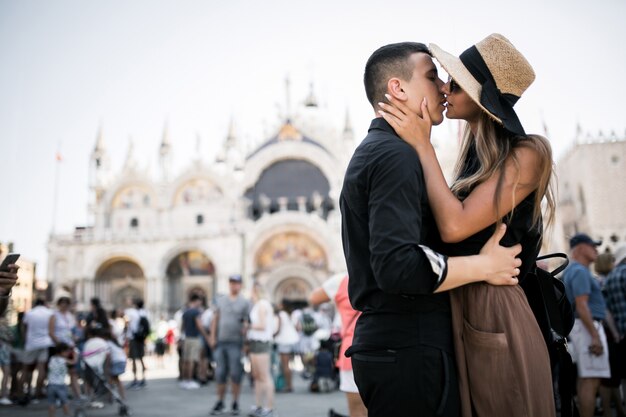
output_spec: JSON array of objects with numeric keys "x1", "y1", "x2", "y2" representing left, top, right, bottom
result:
[
  {"x1": 109, "y1": 182, "x2": 157, "y2": 210},
  {"x1": 242, "y1": 142, "x2": 340, "y2": 195},
  {"x1": 171, "y1": 177, "x2": 224, "y2": 207},
  {"x1": 251, "y1": 229, "x2": 329, "y2": 304},
  {"x1": 94, "y1": 257, "x2": 146, "y2": 310},
  {"x1": 260, "y1": 264, "x2": 321, "y2": 305},
  {"x1": 164, "y1": 249, "x2": 215, "y2": 314},
  {"x1": 253, "y1": 231, "x2": 327, "y2": 273}
]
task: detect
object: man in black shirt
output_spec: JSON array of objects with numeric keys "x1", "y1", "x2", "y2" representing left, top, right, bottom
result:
[{"x1": 340, "y1": 42, "x2": 523, "y2": 417}]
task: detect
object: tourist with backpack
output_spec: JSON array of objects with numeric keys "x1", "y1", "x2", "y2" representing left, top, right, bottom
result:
[
  {"x1": 296, "y1": 308, "x2": 320, "y2": 379},
  {"x1": 125, "y1": 298, "x2": 149, "y2": 389}
]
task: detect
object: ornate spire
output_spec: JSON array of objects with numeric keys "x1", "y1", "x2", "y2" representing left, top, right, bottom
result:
[
  {"x1": 195, "y1": 132, "x2": 202, "y2": 155},
  {"x1": 343, "y1": 107, "x2": 355, "y2": 144},
  {"x1": 123, "y1": 137, "x2": 137, "y2": 170},
  {"x1": 304, "y1": 82, "x2": 318, "y2": 107},
  {"x1": 343, "y1": 108, "x2": 353, "y2": 135},
  {"x1": 94, "y1": 124, "x2": 105, "y2": 153},
  {"x1": 160, "y1": 121, "x2": 171, "y2": 156},
  {"x1": 285, "y1": 75, "x2": 292, "y2": 120},
  {"x1": 226, "y1": 116, "x2": 236, "y2": 148}
]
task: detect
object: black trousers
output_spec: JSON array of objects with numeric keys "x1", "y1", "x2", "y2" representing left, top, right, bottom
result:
[{"x1": 351, "y1": 345, "x2": 460, "y2": 417}]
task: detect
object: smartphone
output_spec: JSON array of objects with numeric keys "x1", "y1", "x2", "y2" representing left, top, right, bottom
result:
[{"x1": 0, "y1": 253, "x2": 20, "y2": 272}]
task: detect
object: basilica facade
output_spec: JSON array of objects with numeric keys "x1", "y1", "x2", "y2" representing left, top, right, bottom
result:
[{"x1": 47, "y1": 89, "x2": 356, "y2": 317}]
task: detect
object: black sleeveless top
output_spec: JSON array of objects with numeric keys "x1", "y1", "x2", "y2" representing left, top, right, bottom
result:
[{"x1": 438, "y1": 141, "x2": 542, "y2": 282}]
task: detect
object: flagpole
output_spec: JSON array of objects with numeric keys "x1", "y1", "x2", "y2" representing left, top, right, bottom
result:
[{"x1": 51, "y1": 142, "x2": 62, "y2": 235}]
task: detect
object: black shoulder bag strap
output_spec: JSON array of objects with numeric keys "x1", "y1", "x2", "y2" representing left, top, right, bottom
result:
[
  {"x1": 536, "y1": 253, "x2": 569, "y2": 338},
  {"x1": 536, "y1": 253, "x2": 578, "y2": 417}
]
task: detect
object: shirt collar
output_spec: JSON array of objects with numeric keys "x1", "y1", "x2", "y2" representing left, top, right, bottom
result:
[{"x1": 368, "y1": 117, "x2": 397, "y2": 136}]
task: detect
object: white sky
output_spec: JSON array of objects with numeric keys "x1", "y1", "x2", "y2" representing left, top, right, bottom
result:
[{"x1": 1, "y1": 0, "x2": 625, "y2": 277}]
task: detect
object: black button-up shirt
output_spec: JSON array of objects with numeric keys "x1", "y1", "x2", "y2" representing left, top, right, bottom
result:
[{"x1": 340, "y1": 118, "x2": 452, "y2": 352}]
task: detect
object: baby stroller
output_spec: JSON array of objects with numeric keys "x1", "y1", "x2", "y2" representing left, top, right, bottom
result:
[{"x1": 74, "y1": 356, "x2": 131, "y2": 417}]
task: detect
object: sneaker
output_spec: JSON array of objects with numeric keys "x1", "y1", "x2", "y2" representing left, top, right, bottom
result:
[
  {"x1": 31, "y1": 399, "x2": 40, "y2": 405},
  {"x1": 0, "y1": 397, "x2": 12, "y2": 405},
  {"x1": 248, "y1": 406, "x2": 262, "y2": 417},
  {"x1": 179, "y1": 380, "x2": 190, "y2": 389},
  {"x1": 138, "y1": 379, "x2": 147, "y2": 388},
  {"x1": 231, "y1": 401, "x2": 239, "y2": 415},
  {"x1": 210, "y1": 401, "x2": 225, "y2": 415},
  {"x1": 186, "y1": 380, "x2": 200, "y2": 389},
  {"x1": 125, "y1": 380, "x2": 138, "y2": 389},
  {"x1": 260, "y1": 409, "x2": 275, "y2": 417}
]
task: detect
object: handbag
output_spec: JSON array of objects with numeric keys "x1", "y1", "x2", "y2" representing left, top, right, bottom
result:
[{"x1": 521, "y1": 252, "x2": 577, "y2": 417}]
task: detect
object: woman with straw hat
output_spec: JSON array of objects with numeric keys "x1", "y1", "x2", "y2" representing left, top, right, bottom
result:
[{"x1": 378, "y1": 34, "x2": 556, "y2": 416}]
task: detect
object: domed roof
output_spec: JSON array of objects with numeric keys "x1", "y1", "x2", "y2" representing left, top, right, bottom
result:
[{"x1": 247, "y1": 120, "x2": 330, "y2": 160}]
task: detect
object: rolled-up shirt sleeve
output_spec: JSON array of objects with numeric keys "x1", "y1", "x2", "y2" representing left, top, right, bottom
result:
[{"x1": 367, "y1": 145, "x2": 448, "y2": 294}]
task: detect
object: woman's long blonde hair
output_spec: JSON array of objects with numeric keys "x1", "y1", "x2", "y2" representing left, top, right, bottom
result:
[{"x1": 450, "y1": 113, "x2": 556, "y2": 232}]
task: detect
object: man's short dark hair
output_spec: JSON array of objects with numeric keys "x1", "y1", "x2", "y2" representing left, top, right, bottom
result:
[
  {"x1": 364, "y1": 42, "x2": 431, "y2": 108},
  {"x1": 90, "y1": 297, "x2": 101, "y2": 307},
  {"x1": 34, "y1": 298, "x2": 46, "y2": 307},
  {"x1": 133, "y1": 298, "x2": 144, "y2": 309},
  {"x1": 189, "y1": 293, "x2": 201, "y2": 303}
]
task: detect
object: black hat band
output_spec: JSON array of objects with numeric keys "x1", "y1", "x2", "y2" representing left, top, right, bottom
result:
[{"x1": 459, "y1": 46, "x2": 525, "y2": 136}]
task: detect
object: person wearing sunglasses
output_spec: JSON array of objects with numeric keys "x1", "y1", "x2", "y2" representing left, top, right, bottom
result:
[
  {"x1": 379, "y1": 34, "x2": 556, "y2": 417},
  {"x1": 341, "y1": 41, "x2": 525, "y2": 417}
]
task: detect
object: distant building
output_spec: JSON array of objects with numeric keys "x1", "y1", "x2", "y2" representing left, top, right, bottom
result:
[
  {"x1": 555, "y1": 129, "x2": 626, "y2": 253},
  {"x1": 47, "y1": 84, "x2": 357, "y2": 316}
]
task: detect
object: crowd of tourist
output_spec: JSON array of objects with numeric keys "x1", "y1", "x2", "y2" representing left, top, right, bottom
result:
[{"x1": 1, "y1": 239, "x2": 626, "y2": 417}]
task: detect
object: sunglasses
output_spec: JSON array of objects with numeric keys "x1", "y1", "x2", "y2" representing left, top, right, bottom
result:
[{"x1": 448, "y1": 76, "x2": 461, "y2": 93}]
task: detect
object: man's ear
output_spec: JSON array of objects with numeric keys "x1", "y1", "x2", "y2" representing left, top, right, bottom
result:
[{"x1": 387, "y1": 78, "x2": 408, "y2": 101}]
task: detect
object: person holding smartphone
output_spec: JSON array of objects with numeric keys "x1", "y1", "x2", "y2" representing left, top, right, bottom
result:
[{"x1": 0, "y1": 253, "x2": 20, "y2": 317}]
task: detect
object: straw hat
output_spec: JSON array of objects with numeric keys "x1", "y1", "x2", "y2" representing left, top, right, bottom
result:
[{"x1": 429, "y1": 34, "x2": 535, "y2": 136}]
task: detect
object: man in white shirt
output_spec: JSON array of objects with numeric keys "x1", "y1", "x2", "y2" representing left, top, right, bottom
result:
[{"x1": 20, "y1": 298, "x2": 54, "y2": 400}]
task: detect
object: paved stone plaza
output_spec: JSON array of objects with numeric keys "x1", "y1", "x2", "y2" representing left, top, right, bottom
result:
[{"x1": 2, "y1": 356, "x2": 346, "y2": 417}]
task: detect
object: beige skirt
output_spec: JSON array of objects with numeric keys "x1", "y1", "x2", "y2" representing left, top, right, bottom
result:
[{"x1": 450, "y1": 283, "x2": 556, "y2": 417}]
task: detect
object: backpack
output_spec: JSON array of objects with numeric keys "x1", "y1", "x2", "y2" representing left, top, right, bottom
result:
[
  {"x1": 521, "y1": 253, "x2": 578, "y2": 417},
  {"x1": 134, "y1": 316, "x2": 151, "y2": 341},
  {"x1": 300, "y1": 313, "x2": 318, "y2": 336}
]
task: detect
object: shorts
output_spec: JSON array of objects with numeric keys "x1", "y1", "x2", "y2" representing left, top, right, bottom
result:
[
  {"x1": 339, "y1": 369, "x2": 359, "y2": 393},
  {"x1": 155, "y1": 338, "x2": 166, "y2": 356},
  {"x1": 277, "y1": 343, "x2": 297, "y2": 354},
  {"x1": 182, "y1": 337, "x2": 202, "y2": 362},
  {"x1": 298, "y1": 335, "x2": 319, "y2": 355},
  {"x1": 47, "y1": 384, "x2": 69, "y2": 405},
  {"x1": 214, "y1": 342, "x2": 244, "y2": 384},
  {"x1": 569, "y1": 319, "x2": 611, "y2": 379},
  {"x1": 0, "y1": 344, "x2": 10, "y2": 366},
  {"x1": 11, "y1": 348, "x2": 25, "y2": 364},
  {"x1": 22, "y1": 347, "x2": 49, "y2": 365},
  {"x1": 110, "y1": 361, "x2": 126, "y2": 377},
  {"x1": 248, "y1": 340, "x2": 271, "y2": 354},
  {"x1": 129, "y1": 339, "x2": 145, "y2": 359}
]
